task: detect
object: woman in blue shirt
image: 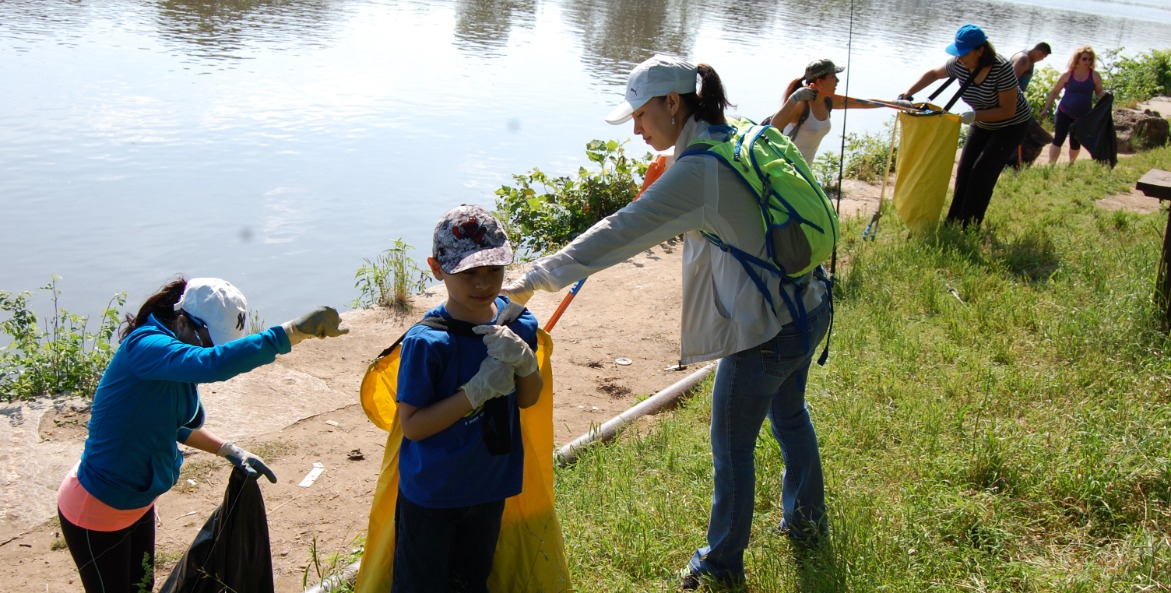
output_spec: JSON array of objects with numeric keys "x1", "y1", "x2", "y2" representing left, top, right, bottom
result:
[{"x1": 56, "y1": 277, "x2": 348, "y2": 593}]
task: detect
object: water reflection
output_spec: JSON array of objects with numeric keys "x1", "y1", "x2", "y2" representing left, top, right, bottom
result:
[
  {"x1": 155, "y1": 0, "x2": 341, "y2": 62},
  {"x1": 568, "y1": 0, "x2": 699, "y2": 85},
  {"x1": 454, "y1": 0, "x2": 537, "y2": 56}
]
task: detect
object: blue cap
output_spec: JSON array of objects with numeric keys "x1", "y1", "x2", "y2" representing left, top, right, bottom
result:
[{"x1": 946, "y1": 24, "x2": 987, "y2": 57}]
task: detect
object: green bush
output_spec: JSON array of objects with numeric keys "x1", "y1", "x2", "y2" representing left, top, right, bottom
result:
[
  {"x1": 1102, "y1": 47, "x2": 1171, "y2": 108},
  {"x1": 0, "y1": 276, "x2": 125, "y2": 401},
  {"x1": 841, "y1": 118, "x2": 899, "y2": 183},
  {"x1": 494, "y1": 140, "x2": 651, "y2": 258},
  {"x1": 353, "y1": 239, "x2": 430, "y2": 311}
]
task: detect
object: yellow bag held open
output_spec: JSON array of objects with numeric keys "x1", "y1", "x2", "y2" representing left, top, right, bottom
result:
[{"x1": 355, "y1": 311, "x2": 570, "y2": 593}]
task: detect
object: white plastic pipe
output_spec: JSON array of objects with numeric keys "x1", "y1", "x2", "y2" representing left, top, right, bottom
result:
[{"x1": 555, "y1": 362, "x2": 715, "y2": 466}]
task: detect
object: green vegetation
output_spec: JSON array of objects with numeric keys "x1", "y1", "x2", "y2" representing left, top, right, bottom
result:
[
  {"x1": 302, "y1": 534, "x2": 364, "y2": 593},
  {"x1": 353, "y1": 239, "x2": 430, "y2": 311},
  {"x1": 1102, "y1": 48, "x2": 1171, "y2": 109},
  {"x1": 494, "y1": 139, "x2": 650, "y2": 259},
  {"x1": 555, "y1": 147, "x2": 1171, "y2": 591},
  {"x1": 0, "y1": 276, "x2": 124, "y2": 402}
]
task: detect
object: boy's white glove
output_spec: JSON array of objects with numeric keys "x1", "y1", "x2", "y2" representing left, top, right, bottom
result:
[
  {"x1": 789, "y1": 87, "x2": 818, "y2": 103},
  {"x1": 462, "y1": 357, "x2": 516, "y2": 409},
  {"x1": 473, "y1": 325, "x2": 538, "y2": 377},
  {"x1": 501, "y1": 276, "x2": 535, "y2": 306},
  {"x1": 960, "y1": 111, "x2": 976, "y2": 125},
  {"x1": 218, "y1": 441, "x2": 277, "y2": 483}
]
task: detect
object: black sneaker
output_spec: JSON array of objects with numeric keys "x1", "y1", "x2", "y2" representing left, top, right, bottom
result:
[{"x1": 677, "y1": 567, "x2": 746, "y2": 591}]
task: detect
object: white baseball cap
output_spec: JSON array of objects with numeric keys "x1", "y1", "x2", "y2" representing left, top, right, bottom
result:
[
  {"x1": 174, "y1": 278, "x2": 249, "y2": 346},
  {"x1": 605, "y1": 54, "x2": 698, "y2": 125}
]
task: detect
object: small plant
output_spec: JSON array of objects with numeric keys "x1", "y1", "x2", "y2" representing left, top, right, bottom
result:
[
  {"x1": 842, "y1": 119, "x2": 898, "y2": 183},
  {"x1": 0, "y1": 276, "x2": 125, "y2": 401},
  {"x1": 495, "y1": 139, "x2": 651, "y2": 258},
  {"x1": 302, "y1": 534, "x2": 364, "y2": 592},
  {"x1": 810, "y1": 151, "x2": 843, "y2": 193},
  {"x1": 353, "y1": 239, "x2": 430, "y2": 311},
  {"x1": 247, "y1": 308, "x2": 266, "y2": 335}
]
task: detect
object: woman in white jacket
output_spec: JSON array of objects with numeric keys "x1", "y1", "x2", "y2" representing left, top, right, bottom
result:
[{"x1": 504, "y1": 54, "x2": 833, "y2": 589}]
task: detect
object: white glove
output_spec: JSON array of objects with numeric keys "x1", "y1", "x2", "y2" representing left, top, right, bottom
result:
[
  {"x1": 891, "y1": 99, "x2": 916, "y2": 110},
  {"x1": 960, "y1": 111, "x2": 976, "y2": 125},
  {"x1": 789, "y1": 87, "x2": 818, "y2": 103},
  {"x1": 473, "y1": 325, "x2": 538, "y2": 377},
  {"x1": 462, "y1": 357, "x2": 516, "y2": 409},
  {"x1": 218, "y1": 441, "x2": 277, "y2": 483},
  {"x1": 501, "y1": 276, "x2": 535, "y2": 306}
]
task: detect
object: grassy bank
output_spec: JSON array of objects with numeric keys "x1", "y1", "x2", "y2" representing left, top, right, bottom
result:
[{"x1": 555, "y1": 148, "x2": 1171, "y2": 592}]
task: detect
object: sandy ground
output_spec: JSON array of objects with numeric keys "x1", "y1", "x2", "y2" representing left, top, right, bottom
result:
[{"x1": 1, "y1": 145, "x2": 1165, "y2": 591}]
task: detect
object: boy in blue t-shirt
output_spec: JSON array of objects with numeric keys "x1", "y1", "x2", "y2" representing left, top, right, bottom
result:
[{"x1": 392, "y1": 204, "x2": 543, "y2": 593}]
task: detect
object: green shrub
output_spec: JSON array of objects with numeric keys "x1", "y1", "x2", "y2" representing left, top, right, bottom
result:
[
  {"x1": 353, "y1": 239, "x2": 430, "y2": 311},
  {"x1": 1102, "y1": 47, "x2": 1171, "y2": 108},
  {"x1": 842, "y1": 119, "x2": 898, "y2": 183},
  {"x1": 0, "y1": 276, "x2": 125, "y2": 401},
  {"x1": 494, "y1": 139, "x2": 651, "y2": 258}
]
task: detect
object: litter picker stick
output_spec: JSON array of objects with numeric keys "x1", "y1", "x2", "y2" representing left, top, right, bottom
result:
[
  {"x1": 826, "y1": 94, "x2": 918, "y2": 111},
  {"x1": 542, "y1": 278, "x2": 586, "y2": 333},
  {"x1": 864, "y1": 115, "x2": 900, "y2": 241}
]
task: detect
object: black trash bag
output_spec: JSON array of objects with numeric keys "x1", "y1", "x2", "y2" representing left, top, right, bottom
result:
[
  {"x1": 159, "y1": 467, "x2": 275, "y2": 593},
  {"x1": 1071, "y1": 91, "x2": 1117, "y2": 168},
  {"x1": 1006, "y1": 116, "x2": 1053, "y2": 169}
]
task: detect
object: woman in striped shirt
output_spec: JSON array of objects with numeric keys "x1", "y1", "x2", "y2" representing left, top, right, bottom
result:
[{"x1": 900, "y1": 24, "x2": 1032, "y2": 227}]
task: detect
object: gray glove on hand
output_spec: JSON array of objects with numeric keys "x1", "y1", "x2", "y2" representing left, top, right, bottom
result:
[
  {"x1": 462, "y1": 357, "x2": 516, "y2": 409},
  {"x1": 501, "y1": 277, "x2": 535, "y2": 306},
  {"x1": 891, "y1": 99, "x2": 916, "y2": 110},
  {"x1": 473, "y1": 324, "x2": 538, "y2": 377},
  {"x1": 283, "y1": 306, "x2": 348, "y2": 346},
  {"x1": 960, "y1": 111, "x2": 976, "y2": 125},
  {"x1": 218, "y1": 441, "x2": 277, "y2": 483},
  {"x1": 789, "y1": 87, "x2": 818, "y2": 103}
]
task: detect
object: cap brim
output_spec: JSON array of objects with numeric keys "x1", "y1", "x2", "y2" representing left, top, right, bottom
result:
[
  {"x1": 605, "y1": 100, "x2": 636, "y2": 125},
  {"x1": 946, "y1": 43, "x2": 970, "y2": 57},
  {"x1": 206, "y1": 323, "x2": 246, "y2": 347},
  {"x1": 446, "y1": 246, "x2": 514, "y2": 274}
]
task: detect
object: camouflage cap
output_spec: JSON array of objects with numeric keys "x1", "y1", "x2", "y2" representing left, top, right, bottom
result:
[{"x1": 432, "y1": 204, "x2": 513, "y2": 274}]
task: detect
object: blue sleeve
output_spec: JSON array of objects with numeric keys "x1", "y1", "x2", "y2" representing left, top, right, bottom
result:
[
  {"x1": 396, "y1": 327, "x2": 445, "y2": 408},
  {"x1": 125, "y1": 325, "x2": 292, "y2": 384}
]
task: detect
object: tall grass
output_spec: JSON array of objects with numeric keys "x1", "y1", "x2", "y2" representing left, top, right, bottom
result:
[{"x1": 555, "y1": 147, "x2": 1171, "y2": 592}]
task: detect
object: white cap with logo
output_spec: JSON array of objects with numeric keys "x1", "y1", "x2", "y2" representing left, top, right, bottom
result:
[
  {"x1": 605, "y1": 54, "x2": 698, "y2": 125},
  {"x1": 174, "y1": 278, "x2": 249, "y2": 346}
]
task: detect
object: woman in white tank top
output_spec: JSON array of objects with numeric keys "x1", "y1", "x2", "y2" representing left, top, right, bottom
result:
[{"x1": 764, "y1": 58, "x2": 894, "y2": 166}]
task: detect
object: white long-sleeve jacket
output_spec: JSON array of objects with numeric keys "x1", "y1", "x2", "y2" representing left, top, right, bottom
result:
[{"x1": 522, "y1": 117, "x2": 828, "y2": 364}]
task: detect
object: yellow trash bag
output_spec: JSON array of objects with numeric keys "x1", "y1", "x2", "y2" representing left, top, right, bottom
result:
[
  {"x1": 893, "y1": 107, "x2": 961, "y2": 233},
  {"x1": 354, "y1": 327, "x2": 570, "y2": 593}
]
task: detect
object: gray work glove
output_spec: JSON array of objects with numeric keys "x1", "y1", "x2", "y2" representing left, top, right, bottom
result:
[
  {"x1": 891, "y1": 99, "x2": 916, "y2": 110},
  {"x1": 473, "y1": 324, "x2": 538, "y2": 377},
  {"x1": 501, "y1": 277, "x2": 535, "y2": 307},
  {"x1": 282, "y1": 306, "x2": 349, "y2": 346},
  {"x1": 462, "y1": 357, "x2": 516, "y2": 409},
  {"x1": 218, "y1": 441, "x2": 277, "y2": 483},
  {"x1": 960, "y1": 111, "x2": 976, "y2": 125},
  {"x1": 789, "y1": 87, "x2": 818, "y2": 103}
]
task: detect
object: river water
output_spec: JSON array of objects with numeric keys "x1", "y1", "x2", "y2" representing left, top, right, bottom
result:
[{"x1": 1, "y1": 0, "x2": 1168, "y2": 326}]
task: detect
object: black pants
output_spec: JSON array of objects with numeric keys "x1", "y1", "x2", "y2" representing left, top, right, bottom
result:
[
  {"x1": 391, "y1": 489, "x2": 505, "y2": 593},
  {"x1": 948, "y1": 120, "x2": 1030, "y2": 227},
  {"x1": 59, "y1": 506, "x2": 155, "y2": 593}
]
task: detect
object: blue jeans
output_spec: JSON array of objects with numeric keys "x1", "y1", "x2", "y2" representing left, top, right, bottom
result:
[
  {"x1": 391, "y1": 490, "x2": 505, "y2": 593},
  {"x1": 689, "y1": 299, "x2": 832, "y2": 581}
]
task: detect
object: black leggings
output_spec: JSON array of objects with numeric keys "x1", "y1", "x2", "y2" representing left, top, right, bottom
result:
[
  {"x1": 948, "y1": 120, "x2": 1030, "y2": 227},
  {"x1": 58, "y1": 506, "x2": 155, "y2": 593},
  {"x1": 1051, "y1": 108, "x2": 1082, "y2": 150}
]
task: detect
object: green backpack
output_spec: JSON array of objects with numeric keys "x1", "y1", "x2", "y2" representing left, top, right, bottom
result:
[{"x1": 680, "y1": 116, "x2": 838, "y2": 290}]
